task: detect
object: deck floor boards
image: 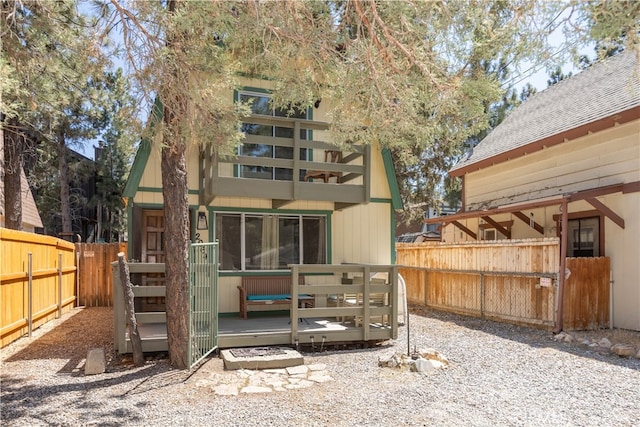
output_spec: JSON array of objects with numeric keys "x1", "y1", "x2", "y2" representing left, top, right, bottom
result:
[{"x1": 132, "y1": 316, "x2": 391, "y2": 349}]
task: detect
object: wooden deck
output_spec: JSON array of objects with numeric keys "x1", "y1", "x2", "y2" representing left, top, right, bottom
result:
[
  {"x1": 119, "y1": 315, "x2": 394, "y2": 353},
  {"x1": 113, "y1": 263, "x2": 400, "y2": 354}
]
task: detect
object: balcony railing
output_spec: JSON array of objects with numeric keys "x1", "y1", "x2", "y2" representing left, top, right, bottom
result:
[{"x1": 199, "y1": 114, "x2": 371, "y2": 210}]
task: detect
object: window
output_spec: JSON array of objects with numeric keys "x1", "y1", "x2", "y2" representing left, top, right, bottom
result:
[
  {"x1": 567, "y1": 217, "x2": 600, "y2": 257},
  {"x1": 215, "y1": 212, "x2": 327, "y2": 271},
  {"x1": 479, "y1": 220, "x2": 512, "y2": 241},
  {"x1": 237, "y1": 91, "x2": 308, "y2": 181}
]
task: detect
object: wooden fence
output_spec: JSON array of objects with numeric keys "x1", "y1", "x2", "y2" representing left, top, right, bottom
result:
[
  {"x1": 397, "y1": 238, "x2": 610, "y2": 330},
  {"x1": 1, "y1": 228, "x2": 76, "y2": 347},
  {"x1": 76, "y1": 242, "x2": 126, "y2": 307},
  {"x1": 563, "y1": 257, "x2": 610, "y2": 330}
]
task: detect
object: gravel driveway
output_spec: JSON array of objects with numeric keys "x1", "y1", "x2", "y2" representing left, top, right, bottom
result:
[{"x1": 2, "y1": 306, "x2": 639, "y2": 426}]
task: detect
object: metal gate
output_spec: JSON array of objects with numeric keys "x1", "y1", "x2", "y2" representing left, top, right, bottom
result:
[{"x1": 188, "y1": 242, "x2": 219, "y2": 368}]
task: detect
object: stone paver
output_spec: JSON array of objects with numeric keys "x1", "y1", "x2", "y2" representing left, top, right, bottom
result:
[{"x1": 190, "y1": 357, "x2": 334, "y2": 395}]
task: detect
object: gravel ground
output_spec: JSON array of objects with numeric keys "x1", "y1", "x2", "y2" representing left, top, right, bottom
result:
[{"x1": 2, "y1": 306, "x2": 640, "y2": 426}]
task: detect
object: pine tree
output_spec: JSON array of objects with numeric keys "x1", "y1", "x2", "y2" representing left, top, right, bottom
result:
[{"x1": 98, "y1": 0, "x2": 639, "y2": 368}]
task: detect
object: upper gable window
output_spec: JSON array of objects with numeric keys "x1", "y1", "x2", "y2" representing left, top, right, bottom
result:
[{"x1": 237, "y1": 91, "x2": 308, "y2": 181}]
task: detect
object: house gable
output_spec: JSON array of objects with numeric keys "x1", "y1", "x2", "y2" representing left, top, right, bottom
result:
[
  {"x1": 124, "y1": 96, "x2": 403, "y2": 210},
  {"x1": 123, "y1": 98, "x2": 163, "y2": 198},
  {"x1": 452, "y1": 51, "x2": 640, "y2": 177}
]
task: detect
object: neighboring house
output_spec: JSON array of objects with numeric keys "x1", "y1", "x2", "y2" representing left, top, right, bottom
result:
[
  {"x1": 123, "y1": 78, "x2": 403, "y2": 316},
  {"x1": 0, "y1": 136, "x2": 44, "y2": 233},
  {"x1": 395, "y1": 203, "x2": 458, "y2": 242},
  {"x1": 428, "y1": 51, "x2": 640, "y2": 331}
]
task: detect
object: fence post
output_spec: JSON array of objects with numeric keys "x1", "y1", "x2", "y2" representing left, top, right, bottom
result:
[
  {"x1": 76, "y1": 248, "x2": 80, "y2": 307},
  {"x1": 480, "y1": 272, "x2": 484, "y2": 318},
  {"x1": 28, "y1": 252, "x2": 33, "y2": 337},
  {"x1": 58, "y1": 252, "x2": 63, "y2": 318}
]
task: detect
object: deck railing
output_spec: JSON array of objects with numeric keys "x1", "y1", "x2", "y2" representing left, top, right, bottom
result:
[
  {"x1": 199, "y1": 114, "x2": 371, "y2": 209},
  {"x1": 112, "y1": 261, "x2": 399, "y2": 353},
  {"x1": 290, "y1": 264, "x2": 399, "y2": 342}
]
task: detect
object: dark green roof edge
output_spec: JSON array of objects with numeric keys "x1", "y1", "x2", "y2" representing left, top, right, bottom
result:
[
  {"x1": 381, "y1": 148, "x2": 403, "y2": 211},
  {"x1": 123, "y1": 98, "x2": 164, "y2": 198}
]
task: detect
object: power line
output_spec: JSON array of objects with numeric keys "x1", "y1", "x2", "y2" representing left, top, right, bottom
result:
[{"x1": 502, "y1": 40, "x2": 582, "y2": 91}]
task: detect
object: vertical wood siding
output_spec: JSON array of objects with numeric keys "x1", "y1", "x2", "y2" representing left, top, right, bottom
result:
[
  {"x1": 397, "y1": 239, "x2": 611, "y2": 330},
  {"x1": 563, "y1": 257, "x2": 610, "y2": 330},
  {"x1": 397, "y1": 239, "x2": 560, "y2": 328},
  {"x1": 76, "y1": 242, "x2": 127, "y2": 307}
]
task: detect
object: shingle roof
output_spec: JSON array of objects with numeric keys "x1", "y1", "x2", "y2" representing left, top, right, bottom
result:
[
  {"x1": 0, "y1": 136, "x2": 44, "y2": 230},
  {"x1": 452, "y1": 50, "x2": 640, "y2": 173}
]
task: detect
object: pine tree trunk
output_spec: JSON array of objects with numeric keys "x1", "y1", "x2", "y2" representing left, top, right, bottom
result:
[
  {"x1": 57, "y1": 129, "x2": 73, "y2": 237},
  {"x1": 3, "y1": 118, "x2": 24, "y2": 231},
  {"x1": 160, "y1": 122, "x2": 190, "y2": 369},
  {"x1": 160, "y1": 0, "x2": 191, "y2": 370}
]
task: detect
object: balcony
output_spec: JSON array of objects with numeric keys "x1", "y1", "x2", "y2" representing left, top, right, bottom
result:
[{"x1": 199, "y1": 114, "x2": 371, "y2": 210}]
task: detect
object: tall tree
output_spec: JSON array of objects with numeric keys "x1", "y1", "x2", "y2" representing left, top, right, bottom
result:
[
  {"x1": 1, "y1": 0, "x2": 109, "y2": 235},
  {"x1": 100, "y1": 0, "x2": 639, "y2": 368},
  {"x1": 92, "y1": 69, "x2": 136, "y2": 243}
]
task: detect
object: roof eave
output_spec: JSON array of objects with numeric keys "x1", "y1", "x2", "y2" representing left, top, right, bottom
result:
[{"x1": 450, "y1": 105, "x2": 640, "y2": 177}]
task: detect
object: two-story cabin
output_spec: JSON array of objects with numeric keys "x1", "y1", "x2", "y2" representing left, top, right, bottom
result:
[{"x1": 118, "y1": 79, "x2": 403, "y2": 352}]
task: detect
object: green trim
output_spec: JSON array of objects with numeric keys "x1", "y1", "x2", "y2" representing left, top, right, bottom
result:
[
  {"x1": 212, "y1": 206, "x2": 333, "y2": 272},
  {"x1": 238, "y1": 86, "x2": 272, "y2": 95},
  {"x1": 127, "y1": 200, "x2": 134, "y2": 260},
  {"x1": 381, "y1": 148, "x2": 403, "y2": 211},
  {"x1": 370, "y1": 197, "x2": 392, "y2": 203},
  {"x1": 136, "y1": 186, "x2": 199, "y2": 195},
  {"x1": 212, "y1": 206, "x2": 332, "y2": 216},
  {"x1": 131, "y1": 202, "x2": 164, "y2": 209},
  {"x1": 218, "y1": 312, "x2": 238, "y2": 318},
  {"x1": 207, "y1": 206, "x2": 214, "y2": 242},
  {"x1": 123, "y1": 98, "x2": 163, "y2": 198},
  {"x1": 137, "y1": 186, "x2": 163, "y2": 193},
  {"x1": 390, "y1": 201, "x2": 397, "y2": 264}
]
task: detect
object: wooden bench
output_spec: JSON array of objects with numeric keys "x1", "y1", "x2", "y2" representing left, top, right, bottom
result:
[{"x1": 238, "y1": 275, "x2": 306, "y2": 319}]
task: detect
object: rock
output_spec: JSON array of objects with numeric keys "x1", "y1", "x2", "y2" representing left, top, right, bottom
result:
[
  {"x1": 380, "y1": 350, "x2": 448, "y2": 372},
  {"x1": 553, "y1": 332, "x2": 568, "y2": 342},
  {"x1": 598, "y1": 338, "x2": 612, "y2": 348},
  {"x1": 286, "y1": 365, "x2": 309, "y2": 375},
  {"x1": 563, "y1": 334, "x2": 575, "y2": 343},
  {"x1": 378, "y1": 353, "x2": 402, "y2": 368},
  {"x1": 308, "y1": 374, "x2": 333, "y2": 383},
  {"x1": 580, "y1": 339, "x2": 591, "y2": 346},
  {"x1": 308, "y1": 363, "x2": 327, "y2": 372},
  {"x1": 84, "y1": 348, "x2": 106, "y2": 375},
  {"x1": 213, "y1": 384, "x2": 239, "y2": 396},
  {"x1": 611, "y1": 344, "x2": 636, "y2": 358},
  {"x1": 412, "y1": 358, "x2": 439, "y2": 373}
]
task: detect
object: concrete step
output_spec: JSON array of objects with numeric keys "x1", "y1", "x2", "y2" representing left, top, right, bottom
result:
[{"x1": 221, "y1": 347, "x2": 303, "y2": 370}]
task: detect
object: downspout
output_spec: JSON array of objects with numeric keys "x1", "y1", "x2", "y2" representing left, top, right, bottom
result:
[{"x1": 554, "y1": 198, "x2": 569, "y2": 333}]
